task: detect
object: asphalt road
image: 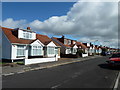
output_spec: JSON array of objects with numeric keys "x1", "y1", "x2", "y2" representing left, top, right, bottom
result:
[{"x1": 2, "y1": 56, "x2": 120, "y2": 88}]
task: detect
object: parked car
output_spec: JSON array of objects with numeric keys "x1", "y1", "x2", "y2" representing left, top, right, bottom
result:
[{"x1": 106, "y1": 53, "x2": 120, "y2": 67}]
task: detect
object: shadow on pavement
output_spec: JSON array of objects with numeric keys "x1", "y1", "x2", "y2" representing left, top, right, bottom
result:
[{"x1": 98, "y1": 63, "x2": 120, "y2": 70}]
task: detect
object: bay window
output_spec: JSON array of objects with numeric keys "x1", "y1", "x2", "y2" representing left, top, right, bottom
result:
[
  {"x1": 66, "y1": 48, "x2": 71, "y2": 54},
  {"x1": 55, "y1": 48, "x2": 59, "y2": 55},
  {"x1": 73, "y1": 48, "x2": 77, "y2": 53},
  {"x1": 17, "y1": 45, "x2": 25, "y2": 56},
  {"x1": 31, "y1": 46, "x2": 42, "y2": 56},
  {"x1": 47, "y1": 47, "x2": 55, "y2": 55}
]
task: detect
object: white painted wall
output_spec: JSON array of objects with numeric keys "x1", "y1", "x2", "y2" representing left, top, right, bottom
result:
[
  {"x1": 11, "y1": 45, "x2": 17, "y2": 59},
  {"x1": 0, "y1": 46, "x2": 1, "y2": 60},
  {"x1": 32, "y1": 33, "x2": 36, "y2": 40},
  {"x1": 85, "y1": 49, "x2": 88, "y2": 54},
  {"x1": 0, "y1": 28, "x2": 2, "y2": 60},
  {"x1": 25, "y1": 46, "x2": 29, "y2": 59},
  {"x1": 30, "y1": 39, "x2": 44, "y2": 47},
  {"x1": 11, "y1": 44, "x2": 27, "y2": 60},
  {"x1": 66, "y1": 48, "x2": 71, "y2": 54},
  {"x1": 24, "y1": 57, "x2": 58, "y2": 65},
  {"x1": 87, "y1": 43, "x2": 90, "y2": 47},
  {"x1": 72, "y1": 45, "x2": 78, "y2": 54},
  {"x1": 47, "y1": 41, "x2": 57, "y2": 47},
  {"x1": 18, "y1": 30, "x2": 23, "y2": 39},
  {"x1": 46, "y1": 41, "x2": 57, "y2": 57},
  {"x1": 2, "y1": 31, "x2": 12, "y2": 59},
  {"x1": 73, "y1": 44, "x2": 78, "y2": 48},
  {"x1": 88, "y1": 47, "x2": 93, "y2": 55},
  {"x1": 99, "y1": 48, "x2": 102, "y2": 53},
  {"x1": 82, "y1": 53, "x2": 88, "y2": 57},
  {"x1": 92, "y1": 47, "x2": 95, "y2": 53},
  {"x1": 18, "y1": 29, "x2": 36, "y2": 40}
]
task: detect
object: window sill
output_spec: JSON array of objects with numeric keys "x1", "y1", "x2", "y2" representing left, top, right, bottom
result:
[{"x1": 16, "y1": 56, "x2": 25, "y2": 58}]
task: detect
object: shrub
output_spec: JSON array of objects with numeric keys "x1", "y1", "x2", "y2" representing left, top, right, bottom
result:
[{"x1": 77, "y1": 49, "x2": 84, "y2": 57}]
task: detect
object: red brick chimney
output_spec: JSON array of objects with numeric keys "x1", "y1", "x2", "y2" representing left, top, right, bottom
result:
[
  {"x1": 61, "y1": 35, "x2": 65, "y2": 39},
  {"x1": 27, "y1": 27, "x2": 31, "y2": 30}
]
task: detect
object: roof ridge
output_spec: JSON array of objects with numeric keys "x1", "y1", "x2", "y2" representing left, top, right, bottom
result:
[
  {"x1": 2, "y1": 27, "x2": 14, "y2": 30},
  {"x1": 36, "y1": 33, "x2": 49, "y2": 37}
]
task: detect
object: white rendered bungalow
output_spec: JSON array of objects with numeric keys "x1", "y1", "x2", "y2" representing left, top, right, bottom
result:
[
  {"x1": 94, "y1": 45, "x2": 102, "y2": 55},
  {"x1": 82, "y1": 43, "x2": 93, "y2": 56},
  {"x1": 76, "y1": 42, "x2": 88, "y2": 54},
  {"x1": 51, "y1": 36, "x2": 78, "y2": 55},
  {"x1": 2, "y1": 27, "x2": 60, "y2": 62}
]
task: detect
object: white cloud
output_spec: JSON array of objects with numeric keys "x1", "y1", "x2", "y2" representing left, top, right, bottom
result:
[
  {"x1": 2, "y1": 1, "x2": 118, "y2": 48},
  {"x1": 2, "y1": 18, "x2": 27, "y2": 29}
]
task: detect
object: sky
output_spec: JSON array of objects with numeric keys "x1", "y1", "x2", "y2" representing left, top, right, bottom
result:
[
  {"x1": 2, "y1": 2, "x2": 75, "y2": 21},
  {"x1": 1, "y1": 1, "x2": 119, "y2": 48}
]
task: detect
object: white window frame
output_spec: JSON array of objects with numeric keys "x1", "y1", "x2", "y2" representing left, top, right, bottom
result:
[
  {"x1": 66, "y1": 48, "x2": 71, "y2": 54},
  {"x1": 55, "y1": 48, "x2": 59, "y2": 55},
  {"x1": 68, "y1": 40, "x2": 71, "y2": 45},
  {"x1": 31, "y1": 46, "x2": 42, "y2": 56},
  {"x1": 47, "y1": 47, "x2": 55, "y2": 55},
  {"x1": 23, "y1": 31, "x2": 32, "y2": 39},
  {"x1": 64, "y1": 39, "x2": 67, "y2": 45},
  {"x1": 73, "y1": 48, "x2": 77, "y2": 53},
  {"x1": 17, "y1": 45, "x2": 25, "y2": 57}
]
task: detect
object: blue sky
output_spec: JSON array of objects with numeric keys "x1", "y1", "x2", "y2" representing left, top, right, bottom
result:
[
  {"x1": 2, "y1": 2, "x2": 75, "y2": 21},
  {"x1": 2, "y1": 2, "x2": 80, "y2": 40},
  {"x1": 2, "y1": 2, "x2": 118, "y2": 48}
]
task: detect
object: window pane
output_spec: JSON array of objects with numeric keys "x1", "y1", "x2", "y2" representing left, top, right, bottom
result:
[
  {"x1": 48, "y1": 47, "x2": 54, "y2": 54},
  {"x1": 31, "y1": 46, "x2": 42, "y2": 56},
  {"x1": 23, "y1": 33, "x2": 26, "y2": 38},
  {"x1": 17, "y1": 45, "x2": 25, "y2": 56},
  {"x1": 17, "y1": 45, "x2": 24, "y2": 49},
  {"x1": 55, "y1": 49, "x2": 58, "y2": 54}
]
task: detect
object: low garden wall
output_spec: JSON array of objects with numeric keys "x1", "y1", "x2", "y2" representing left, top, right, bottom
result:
[
  {"x1": 24, "y1": 57, "x2": 58, "y2": 65},
  {"x1": 82, "y1": 53, "x2": 88, "y2": 57}
]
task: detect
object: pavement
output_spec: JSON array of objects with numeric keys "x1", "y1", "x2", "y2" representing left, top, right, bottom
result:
[{"x1": 2, "y1": 55, "x2": 102, "y2": 76}]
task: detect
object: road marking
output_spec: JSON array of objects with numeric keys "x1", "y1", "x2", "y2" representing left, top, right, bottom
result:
[
  {"x1": 113, "y1": 72, "x2": 120, "y2": 90},
  {"x1": 51, "y1": 84, "x2": 61, "y2": 89},
  {"x1": 51, "y1": 79, "x2": 70, "y2": 89},
  {"x1": 51, "y1": 72, "x2": 82, "y2": 89}
]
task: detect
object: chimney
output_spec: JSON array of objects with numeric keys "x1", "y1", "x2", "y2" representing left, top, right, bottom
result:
[
  {"x1": 61, "y1": 35, "x2": 65, "y2": 39},
  {"x1": 27, "y1": 27, "x2": 31, "y2": 30}
]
